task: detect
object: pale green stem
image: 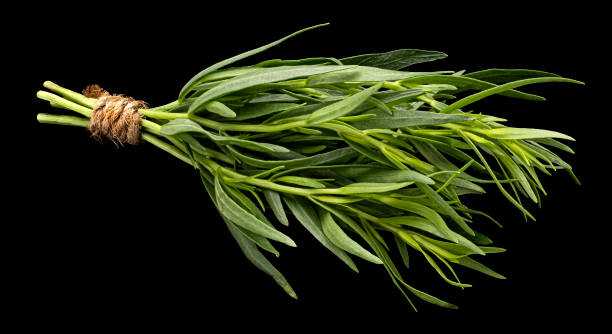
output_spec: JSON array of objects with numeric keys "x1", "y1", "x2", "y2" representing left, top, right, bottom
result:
[
  {"x1": 43, "y1": 81, "x2": 97, "y2": 108},
  {"x1": 190, "y1": 115, "x2": 308, "y2": 132}
]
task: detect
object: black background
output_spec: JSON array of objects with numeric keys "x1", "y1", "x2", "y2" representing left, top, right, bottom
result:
[{"x1": 10, "y1": 2, "x2": 606, "y2": 330}]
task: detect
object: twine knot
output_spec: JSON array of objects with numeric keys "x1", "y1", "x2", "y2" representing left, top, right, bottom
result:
[{"x1": 84, "y1": 84, "x2": 146, "y2": 145}]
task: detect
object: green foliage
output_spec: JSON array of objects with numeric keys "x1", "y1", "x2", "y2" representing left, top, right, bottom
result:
[{"x1": 36, "y1": 23, "x2": 581, "y2": 310}]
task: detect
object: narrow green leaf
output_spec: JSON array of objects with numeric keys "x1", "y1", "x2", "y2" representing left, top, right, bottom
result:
[
  {"x1": 416, "y1": 183, "x2": 475, "y2": 236},
  {"x1": 227, "y1": 146, "x2": 357, "y2": 169},
  {"x1": 380, "y1": 215, "x2": 482, "y2": 254},
  {"x1": 341, "y1": 49, "x2": 447, "y2": 70},
  {"x1": 336, "y1": 181, "x2": 412, "y2": 194},
  {"x1": 464, "y1": 68, "x2": 560, "y2": 84},
  {"x1": 190, "y1": 65, "x2": 352, "y2": 113},
  {"x1": 204, "y1": 101, "x2": 236, "y2": 118},
  {"x1": 394, "y1": 235, "x2": 410, "y2": 269},
  {"x1": 263, "y1": 190, "x2": 289, "y2": 226},
  {"x1": 161, "y1": 119, "x2": 290, "y2": 153},
  {"x1": 307, "y1": 66, "x2": 445, "y2": 85},
  {"x1": 255, "y1": 57, "x2": 341, "y2": 67},
  {"x1": 376, "y1": 196, "x2": 458, "y2": 243},
  {"x1": 473, "y1": 127, "x2": 575, "y2": 141},
  {"x1": 319, "y1": 209, "x2": 382, "y2": 264},
  {"x1": 276, "y1": 176, "x2": 327, "y2": 188},
  {"x1": 352, "y1": 109, "x2": 472, "y2": 129},
  {"x1": 283, "y1": 195, "x2": 358, "y2": 272},
  {"x1": 442, "y1": 77, "x2": 584, "y2": 113},
  {"x1": 401, "y1": 74, "x2": 545, "y2": 101},
  {"x1": 178, "y1": 23, "x2": 330, "y2": 101},
  {"x1": 215, "y1": 176, "x2": 296, "y2": 247},
  {"x1": 234, "y1": 102, "x2": 300, "y2": 121},
  {"x1": 451, "y1": 256, "x2": 506, "y2": 279},
  {"x1": 337, "y1": 167, "x2": 433, "y2": 184},
  {"x1": 225, "y1": 221, "x2": 297, "y2": 298},
  {"x1": 307, "y1": 83, "x2": 382, "y2": 124}
]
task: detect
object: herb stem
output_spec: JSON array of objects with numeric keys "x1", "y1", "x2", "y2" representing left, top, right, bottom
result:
[{"x1": 190, "y1": 115, "x2": 308, "y2": 132}]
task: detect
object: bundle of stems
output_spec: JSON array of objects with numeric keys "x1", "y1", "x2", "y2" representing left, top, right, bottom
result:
[{"x1": 36, "y1": 23, "x2": 581, "y2": 309}]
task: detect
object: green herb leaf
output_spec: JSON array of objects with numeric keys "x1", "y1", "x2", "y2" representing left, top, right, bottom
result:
[
  {"x1": 442, "y1": 77, "x2": 584, "y2": 113},
  {"x1": 204, "y1": 101, "x2": 236, "y2": 118},
  {"x1": 307, "y1": 66, "x2": 444, "y2": 85},
  {"x1": 352, "y1": 109, "x2": 473, "y2": 129},
  {"x1": 190, "y1": 65, "x2": 352, "y2": 114},
  {"x1": 464, "y1": 68, "x2": 560, "y2": 84},
  {"x1": 161, "y1": 119, "x2": 290, "y2": 153},
  {"x1": 401, "y1": 74, "x2": 545, "y2": 101},
  {"x1": 215, "y1": 175, "x2": 295, "y2": 247},
  {"x1": 179, "y1": 23, "x2": 330, "y2": 101},
  {"x1": 227, "y1": 146, "x2": 357, "y2": 169},
  {"x1": 263, "y1": 190, "x2": 289, "y2": 226},
  {"x1": 225, "y1": 221, "x2": 297, "y2": 298},
  {"x1": 319, "y1": 209, "x2": 382, "y2": 264},
  {"x1": 307, "y1": 83, "x2": 382, "y2": 124},
  {"x1": 234, "y1": 102, "x2": 301, "y2": 121},
  {"x1": 336, "y1": 181, "x2": 412, "y2": 194},
  {"x1": 472, "y1": 127, "x2": 575, "y2": 141},
  {"x1": 283, "y1": 195, "x2": 358, "y2": 272},
  {"x1": 341, "y1": 49, "x2": 447, "y2": 70}
]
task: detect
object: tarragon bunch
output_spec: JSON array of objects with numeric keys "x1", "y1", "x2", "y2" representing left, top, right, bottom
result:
[{"x1": 36, "y1": 23, "x2": 581, "y2": 309}]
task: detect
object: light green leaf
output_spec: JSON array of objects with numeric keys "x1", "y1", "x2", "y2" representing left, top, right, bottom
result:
[
  {"x1": 179, "y1": 23, "x2": 330, "y2": 101},
  {"x1": 161, "y1": 119, "x2": 290, "y2": 153},
  {"x1": 394, "y1": 235, "x2": 410, "y2": 269},
  {"x1": 307, "y1": 83, "x2": 382, "y2": 124},
  {"x1": 352, "y1": 109, "x2": 472, "y2": 129},
  {"x1": 225, "y1": 220, "x2": 297, "y2": 298},
  {"x1": 276, "y1": 176, "x2": 327, "y2": 188},
  {"x1": 215, "y1": 176, "x2": 295, "y2": 247},
  {"x1": 307, "y1": 66, "x2": 443, "y2": 85},
  {"x1": 283, "y1": 195, "x2": 358, "y2": 272},
  {"x1": 254, "y1": 57, "x2": 341, "y2": 67},
  {"x1": 379, "y1": 215, "x2": 482, "y2": 255},
  {"x1": 401, "y1": 74, "x2": 545, "y2": 101},
  {"x1": 464, "y1": 68, "x2": 560, "y2": 84},
  {"x1": 442, "y1": 76, "x2": 584, "y2": 113},
  {"x1": 234, "y1": 102, "x2": 300, "y2": 121},
  {"x1": 263, "y1": 190, "x2": 289, "y2": 226},
  {"x1": 473, "y1": 127, "x2": 575, "y2": 141},
  {"x1": 451, "y1": 256, "x2": 506, "y2": 279},
  {"x1": 204, "y1": 101, "x2": 236, "y2": 118},
  {"x1": 416, "y1": 183, "x2": 474, "y2": 236},
  {"x1": 336, "y1": 181, "x2": 412, "y2": 194},
  {"x1": 190, "y1": 65, "x2": 353, "y2": 114},
  {"x1": 341, "y1": 49, "x2": 447, "y2": 70},
  {"x1": 337, "y1": 167, "x2": 434, "y2": 184},
  {"x1": 319, "y1": 209, "x2": 382, "y2": 264},
  {"x1": 227, "y1": 146, "x2": 358, "y2": 169},
  {"x1": 376, "y1": 196, "x2": 458, "y2": 243}
]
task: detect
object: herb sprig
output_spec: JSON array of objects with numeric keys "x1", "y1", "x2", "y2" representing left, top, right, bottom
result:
[{"x1": 36, "y1": 23, "x2": 581, "y2": 310}]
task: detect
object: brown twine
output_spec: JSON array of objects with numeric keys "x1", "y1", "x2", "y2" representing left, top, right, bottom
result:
[{"x1": 84, "y1": 84, "x2": 146, "y2": 145}]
